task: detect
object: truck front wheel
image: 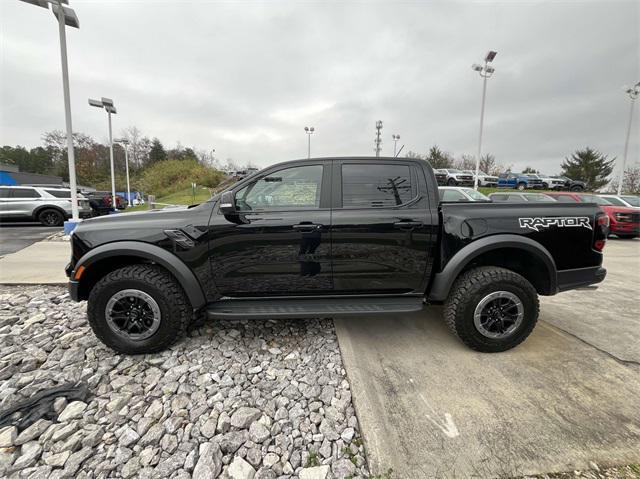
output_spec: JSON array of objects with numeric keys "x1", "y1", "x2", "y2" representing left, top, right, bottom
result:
[
  {"x1": 443, "y1": 266, "x2": 539, "y2": 352},
  {"x1": 87, "y1": 264, "x2": 190, "y2": 354}
]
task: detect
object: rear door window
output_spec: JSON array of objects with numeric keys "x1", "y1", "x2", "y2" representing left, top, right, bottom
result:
[
  {"x1": 10, "y1": 188, "x2": 41, "y2": 198},
  {"x1": 341, "y1": 163, "x2": 416, "y2": 208}
]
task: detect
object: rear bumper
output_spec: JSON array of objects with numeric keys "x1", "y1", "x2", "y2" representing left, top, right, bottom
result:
[{"x1": 557, "y1": 266, "x2": 606, "y2": 292}]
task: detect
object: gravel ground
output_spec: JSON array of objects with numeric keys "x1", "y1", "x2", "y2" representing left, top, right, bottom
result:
[{"x1": 0, "y1": 286, "x2": 369, "y2": 479}]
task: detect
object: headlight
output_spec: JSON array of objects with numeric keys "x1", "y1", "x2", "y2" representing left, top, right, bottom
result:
[{"x1": 615, "y1": 213, "x2": 633, "y2": 222}]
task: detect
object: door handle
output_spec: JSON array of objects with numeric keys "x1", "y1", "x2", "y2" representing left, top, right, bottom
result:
[
  {"x1": 394, "y1": 221, "x2": 423, "y2": 230},
  {"x1": 293, "y1": 223, "x2": 323, "y2": 232}
]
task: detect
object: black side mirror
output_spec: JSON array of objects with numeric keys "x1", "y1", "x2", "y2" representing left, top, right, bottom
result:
[{"x1": 219, "y1": 191, "x2": 236, "y2": 214}]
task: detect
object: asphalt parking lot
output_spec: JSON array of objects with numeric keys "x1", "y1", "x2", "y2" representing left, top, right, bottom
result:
[
  {"x1": 0, "y1": 223, "x2": 61, "y2": 257},
  {"x1": 336, "y1": 238, "x2": 640, "y2": 478}
]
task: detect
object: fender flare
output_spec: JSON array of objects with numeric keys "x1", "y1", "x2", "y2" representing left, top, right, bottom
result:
[
  {"x1": 74, "y1": 241, "x2": 206, "y2": 310},
  {"x1": 427, "y1": 234, "x2": 557, "y2": 301}
]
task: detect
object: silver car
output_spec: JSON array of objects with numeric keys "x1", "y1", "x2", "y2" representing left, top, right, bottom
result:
[{"x1": 0, "y1": 185, "x2": 92, "y2": 226}]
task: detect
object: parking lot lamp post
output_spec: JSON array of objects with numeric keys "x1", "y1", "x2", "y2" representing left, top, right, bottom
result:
[
  {"x1": 471, "y1": 50, "x2": 497, "y2": 190},
  {"x1": 115, "y1": 138, "x2": 131, "y2": 207},
  {"x1": 89, "y1": 98, "x2": 118, "y2": 211},
  {"x1": 18, "y1": 0, "x2": 80, "y2": 226},
  {"x1": 304, "y1": 127, "x2": 315, "y2": 159},
  {"x1": 392, "y1": 134, "x2": 401, "y2": 156},
  {"x1": 618, "y1": 82, "x2": 640, "y2": 195}
]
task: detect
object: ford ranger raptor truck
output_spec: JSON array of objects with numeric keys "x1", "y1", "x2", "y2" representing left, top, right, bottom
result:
[{"x1": 66, "y1": 157, "x2": 608, "y2": 354}]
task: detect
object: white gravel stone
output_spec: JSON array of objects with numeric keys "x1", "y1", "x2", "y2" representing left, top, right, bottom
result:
[
  {"x1": 230, "y1": 407, "x2": 262, "y2": 429},
  {"x1": 224, "y1": 456, "x2": 256, "y2": 479},
  {"x1": 43, "y1": 450, "x2": 70, "y2": 468},
  {"x1": 248, "y1": 421, "x2": 270, "y2": 443},
  {"x1": 57, "y1": 401, "x2": 87, "y2": 421},
  {"x1": 0, "y1": 285, "x2": 369, "y2": 477},
  {"x1": 13, "y1": 441, "x2": 42, "y2": 470},
  {"x1": 0, "y1": 425, "x2": 17, "y2": 448},
  {"x1": 193, "y1": 442, "x2": 223, "y2": 479}
]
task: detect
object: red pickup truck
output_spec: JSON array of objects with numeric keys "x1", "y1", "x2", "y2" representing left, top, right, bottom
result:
[{"x1": 546, "y1": 192, "x2": 639, "y2": 239}]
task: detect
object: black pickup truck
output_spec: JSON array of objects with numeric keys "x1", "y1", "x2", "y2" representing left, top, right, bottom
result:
[{"x1": 66, "y1": 157, "x2": 608, "y2": 355}]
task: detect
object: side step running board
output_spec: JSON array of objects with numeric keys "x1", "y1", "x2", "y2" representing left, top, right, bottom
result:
[{"x1": 207, "y1": 296, "x2": 424, "y2": 320}]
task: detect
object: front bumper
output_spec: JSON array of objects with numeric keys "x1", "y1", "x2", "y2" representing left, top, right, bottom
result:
[
  {"x1": 557, "y1": 266, "x2": 607, "y2": 292},
  {"x1": 609, "y1": 222, "x2": 640, "y2": 236}
]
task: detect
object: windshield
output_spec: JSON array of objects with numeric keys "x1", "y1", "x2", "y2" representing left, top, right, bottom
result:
[
  {"x1": 447, "y1": 169, "x2": 462, "y2": 173},
  {"x1": 578, "y1": 194, "x2": 612, "y2": 205},
  {"x1": 621, "y1": 196, "x2": 640, "y2": 206},
  {"x1": 524, "y1": 193, "x2": 556, "y2": 202},
  {"x1": 461, "y1": 188, "x2": 489, "y2": 201},
  {"x1": 603, "y1": 196, "x2": 626, "y2": 206}
]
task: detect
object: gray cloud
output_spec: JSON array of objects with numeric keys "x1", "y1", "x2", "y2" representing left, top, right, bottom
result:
[{"x1": 1, "y1": 0, "x2": 638, "y2": 174}]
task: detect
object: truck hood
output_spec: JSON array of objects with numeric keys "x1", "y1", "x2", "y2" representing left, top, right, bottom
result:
[{"x1": 73, "y1": 205, "x2": 211, "y2": 249}]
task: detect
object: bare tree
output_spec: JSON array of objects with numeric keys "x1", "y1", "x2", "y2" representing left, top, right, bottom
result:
[
  {"x1": 609, "y1": 165, "x2": 640, "y2": 194},
  {"x1": 122, "y1": 126, "x2": 146, "y2": 168},
  {"x1": 454, "y1": 154, "x2": 476, "y2": 171}
]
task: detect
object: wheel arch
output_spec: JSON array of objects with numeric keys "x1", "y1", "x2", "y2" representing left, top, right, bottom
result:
[
  {"x1": 33, "y1": 205, "x2": 67, "y2": 221},
  {"x1": 73, "y1": 241, "x2": 206, "y2": 311},
  {"x1": 427, "y1": 235, "x2": 558, "y2": 301}
]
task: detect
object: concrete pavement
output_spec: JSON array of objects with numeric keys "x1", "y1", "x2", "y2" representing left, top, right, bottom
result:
[
  {"x1": 541, "y1": 238, "x2": 640, "y2": 363},
  {"x1": 0, "y1": 223, "x2": 61, "y2": 257},
  {"x1": 336, "y1": 238, "x2": 640, "y2": 478},
  {"x1": 0, "y1": 241, "x2": 69, "y2": 284}
]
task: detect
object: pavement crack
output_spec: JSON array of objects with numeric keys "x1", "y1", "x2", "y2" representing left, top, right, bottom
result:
[{"x1": 544, "y1": 321, "x2": 640, "y2": 368}]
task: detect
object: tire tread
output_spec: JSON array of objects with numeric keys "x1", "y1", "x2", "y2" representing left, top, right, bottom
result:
[
  {"x1": 444, "y1": 266, "x2": 539, "y2": 352},
  {"x1": 87, "y1": 264, "x2": 190, "y2": 354}
]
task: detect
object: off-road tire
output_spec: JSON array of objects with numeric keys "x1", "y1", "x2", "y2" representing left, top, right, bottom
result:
[
  {"x1": 517, "y1": 182, "x2": 527, "y2": 191},
  {"x1": 570, "y1": 185, "x2": 584, "y2": 192},
  {"x1": 87, "y1": 264, "x2": 190, "y2": 354},
  {"x1": 447, "y1": 178, "x2": 456, "y2": 186},
  {"x1": 443, "y1": 266, "x2": 539, "y2": 352},
  {"x1": 37, "y1": 208, "x2": 65, "y2": 226}
]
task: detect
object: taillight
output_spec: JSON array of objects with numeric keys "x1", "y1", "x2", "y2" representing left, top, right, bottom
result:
[{"x1": 593, "y1": 213, "x2": 609, "y2": 252}]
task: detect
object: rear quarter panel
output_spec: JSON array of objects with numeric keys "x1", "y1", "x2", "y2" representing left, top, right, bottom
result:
[{"x1": 438, "y1": 202, "x2": 603, "y2": 271}]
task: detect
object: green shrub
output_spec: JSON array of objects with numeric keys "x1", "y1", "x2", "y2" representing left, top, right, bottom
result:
[{"x1": 140, "y1": 159, "x2": 224, "y2": 197}]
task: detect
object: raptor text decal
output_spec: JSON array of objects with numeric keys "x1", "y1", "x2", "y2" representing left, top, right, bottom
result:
[{"x1": 519, "y1": 216, "x2": 592, "y2": 232}]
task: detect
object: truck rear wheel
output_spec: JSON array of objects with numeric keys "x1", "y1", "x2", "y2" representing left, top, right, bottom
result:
[
  {"x1": 87, "y1": 264, "x2": 190, "y2": 354},
  {"x1": 443, "y1": 266, "x2": 539, "y2": 352}
]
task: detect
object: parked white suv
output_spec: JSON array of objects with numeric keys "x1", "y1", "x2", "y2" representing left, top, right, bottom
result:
[
  {"x1": 462, "y1": 170, "x2": 499, "y2": 187},
  {"x1": 442, "y1": 169, "x2": 474, "y2": 186},
  {"x1": 538, "y1": 175, "x2": 567, "y2": 190},
  {"x1": 0, "y1": 185, "x2": 92, "y2": 226}
]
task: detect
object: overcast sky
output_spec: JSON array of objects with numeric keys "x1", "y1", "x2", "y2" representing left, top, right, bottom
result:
[{"x1": 1, "y1": 0, "x2": 638, "y2": 174}]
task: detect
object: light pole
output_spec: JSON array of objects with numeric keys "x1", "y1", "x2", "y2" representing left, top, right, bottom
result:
[
  {"x1": 375, "y1": 121, "x2": 383, "y2": 157},
  {"x1": 18, "y1": 0, "x2": 80, "y2": 229},
  {"x1": 471, "y1": 50, "x2": 497, "y2": 190},
  {"x1": 392, "y1": 134, "x2": 401, "y2": 157},
  {"x1": 89, "y1": 97, "x2": 118, "y2": 212},
  {"x1": 618, "y1": 82, "x2": 640, "y2": 195},
  {"x1": 304, "y1": 127, "x2": 315, "y2": 159},
  {"x1": 115, "y1": 138, "x2": 131, "y2": 207}
]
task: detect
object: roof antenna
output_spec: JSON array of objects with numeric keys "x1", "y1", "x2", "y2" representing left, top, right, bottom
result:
[{"x1": 394, "y1": 144, "x2": 405, "y2": 158}]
